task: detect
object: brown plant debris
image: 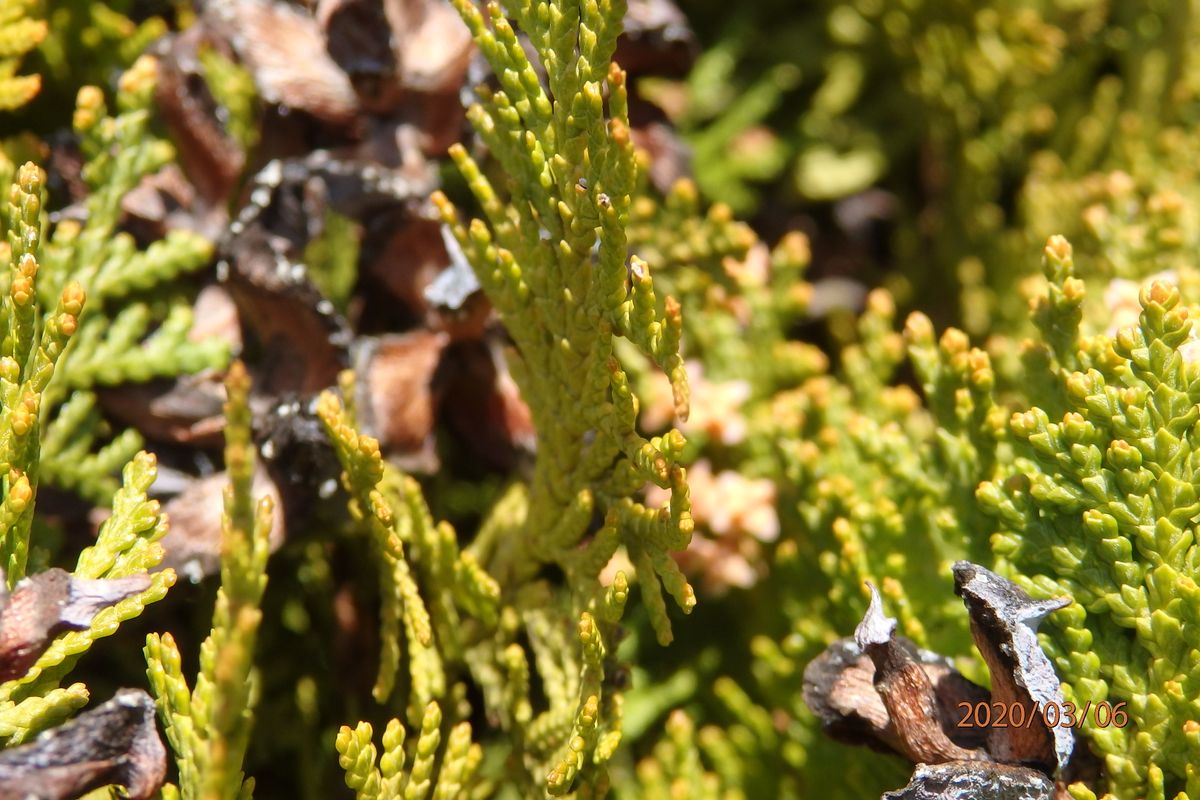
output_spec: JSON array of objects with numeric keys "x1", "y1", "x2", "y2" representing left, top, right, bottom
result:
[
  {"x1": 316, "y1": 0, "x2": 401, "y2": 111},
  {"x1": 381, "y1": 0, "x2": 475, "y2": 94},
  {"x1": 882, "y1": 762, "x2": 1054, "y2": 800},
  {"x1": 804, "y1": 562, "x2": 1077, "y2": 799},
  {"x1": 615, "y1": 0, "x2": 696, "y2": 77},
  {"x1": 0, "y1": 689, "x2": 166, "y2": 800},
  {"x1": 437, "y1": 339, "x2": 537, "y2": 470},
  {"x1": 206, "y1": 0, "x2": 358, "y2": 124},
  {"x1": 159, "y1": 466, "x2": 286, "y2": 582},
  {"x1": 153, "y1": 25, "x2": 245, "y2": 210},
  {"x1": 0, "y1": 569, "x2": 150, "y2": 682},
  {"x1": 352, "y1": 330, "x2": 447, "y2": 470},
  {"x1": 952, "y1": 561, "x2": 1074, "y2": 774},
  {"x1": 854, "y1": 583, "x2": 985, "y2": 764},
  {"x1": 97, "y1": 373, "x2": 228, "y2": 448},
  {"x1": 802, "y1": 636, "x2": 990, "y2": 758}
]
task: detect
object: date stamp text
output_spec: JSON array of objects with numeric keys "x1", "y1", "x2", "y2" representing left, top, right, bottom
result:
[{"x1": 956, "y1": 701, "x2": 1129, "y2": 729}]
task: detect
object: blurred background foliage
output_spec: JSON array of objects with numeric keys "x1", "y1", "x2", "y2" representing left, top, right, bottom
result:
[{"x1": 651, "y1": 0, "x2": 1199, "y2": 335}]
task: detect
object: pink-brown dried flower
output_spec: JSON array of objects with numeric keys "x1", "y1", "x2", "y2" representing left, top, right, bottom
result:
[
  {"x1": 641, "y1": 361, "x2": 750, "y2": 444},
  {"x1": 722, "y1": 241, "x2": 770, "y2": 289},
  {"x1": 647, "y1": 460, "x2": 779, "y2": 594}
]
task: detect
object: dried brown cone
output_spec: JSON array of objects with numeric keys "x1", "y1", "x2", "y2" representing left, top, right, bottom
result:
[
  {"x1": 0, "y1": 569, "x2": 150, "y2": 682},
  {"x1": 804, "y1": 565, "x2": 1081, "y2": 799},
  {"x1": 953, "y1": 562, "x2": 1073, "y2": 775},
  {"x1": 206, "y1": 0, "x2": 358, "y2": 125},
  {"x1": 0, "y1": 689, "x2": 166, "y2": 800},
  {"x1": 159, "y1": 467, "x2": 286, "y2": 582}
]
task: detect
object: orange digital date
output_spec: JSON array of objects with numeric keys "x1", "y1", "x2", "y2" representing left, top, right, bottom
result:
[{"x1": 955, "y1": 700, "x2": 1129, "y2": 729}]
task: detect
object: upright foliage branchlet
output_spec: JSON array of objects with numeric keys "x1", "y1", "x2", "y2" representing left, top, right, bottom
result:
[
  {"x1": 318, "y1": 389, "x2": 444, "y2": 712},
  {"x1": 0, "y1": 162, "x2": 84, "y2": 583},
  {"x1": 426, "y1": 3, "x2": 705, "y2": 794},
  {"x1": 146, "y1": 361, "x2": 272, "y2": 800},
  {"x1": 435, "y1": 0, "x2": 694, "y2": 648}
]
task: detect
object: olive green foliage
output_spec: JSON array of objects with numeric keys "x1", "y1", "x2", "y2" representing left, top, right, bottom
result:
[
  {"x1": 0, "y1": 163, "x2": 173, "y2": 753},
  {"x1": 615, "y1": 204, "x2": 1000, "y2": 798},
  {"x1": 22, "y1": 0, "x2": 169, "y2": 131},
  {"x1": 336, "y1": 700, "x2": 481, "y2": 800},
  {"x1": 640, "y1": 41, "x2": 801, "y2": 215},
  {"x1": 313, "y1": 0, "x2": 703, "y2": 793},
  {"x1": 318, "y1": 387, "x2": 465, "y2": 714},
  {"x1": 980, "y1": 241, "x2": 1200, "y2": 799},
  {"x1": 0, "y1": 452, "x2": 173, "y2": 743},
  {"x1": 626, "y1": 222, "x2": 1200, "y2": 799},
  {"x1": 0, "y1": 162, "x2": 82, "y2": 581},
  {"x1": 594, "y1": 4, "x2": 1200, "y2": 798},
  {"x1": 0, "y1": 36, "x2": 222, "y2": 796},
  {"x1": 9, "y1": 57, "x2": 226, "y2": 505},
  {"x1": 436, "y1": 0, "x2": 695, "y2": 649}
]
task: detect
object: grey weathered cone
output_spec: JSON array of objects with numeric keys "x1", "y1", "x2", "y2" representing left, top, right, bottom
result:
[
  {"x1": 0, "y1": 689, "x2": 166, "y2": 800},
  {"x1": 953, "y1": 561, "x2": 1073, "y2": 774},
  {"x1": 883, "y1": 762, "x2": 1055, "y2": 800},
  {"x1": 802, "y1": 563, "x2": 1076, "y2": 800}
]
